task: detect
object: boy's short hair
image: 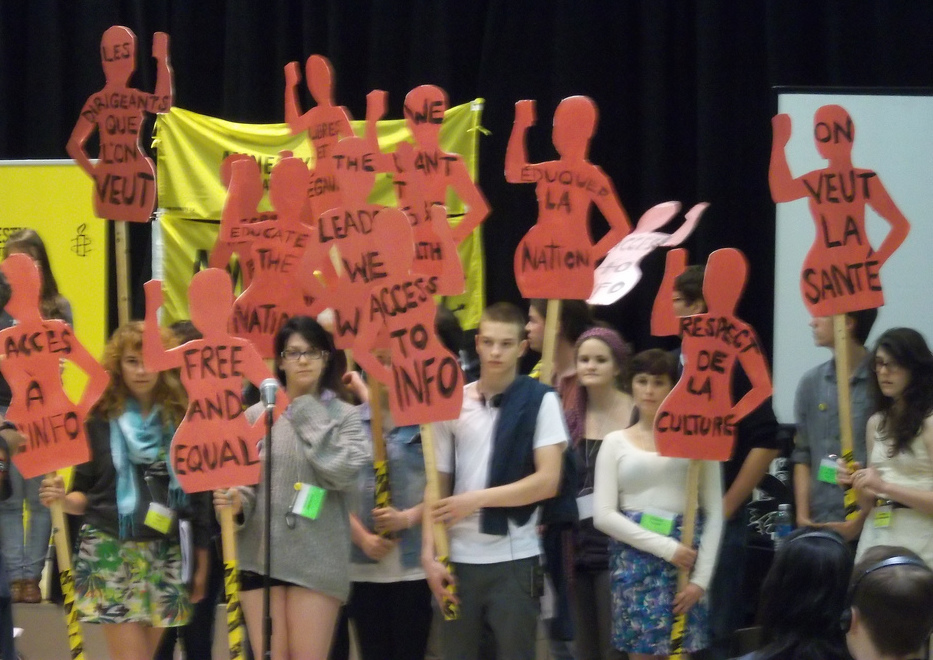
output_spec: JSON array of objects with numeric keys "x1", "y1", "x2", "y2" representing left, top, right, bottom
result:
[
  {"x1": 850, "y1": 546, "x2": 933, "y2": 657},
  {"x1": 480, "y1": 302, "x2": 526, "y2": 338}
]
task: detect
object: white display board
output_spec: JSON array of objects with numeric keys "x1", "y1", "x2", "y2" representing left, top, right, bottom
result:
[{"x1": 773, "y1": 90, "x2": 933, "y2": 423}]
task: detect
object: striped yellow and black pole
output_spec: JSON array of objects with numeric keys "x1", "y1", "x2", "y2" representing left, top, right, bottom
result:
[
  {"x1": 669, "y1": 460, "x2": 700, "y2": 660},
  {"x1": 369, "y1": 379, "x2": 393, "y2": 536},
  {"x1": 220, "y1": 507, "x2": 246, "y2": 660},
  {"x1": 49, "y1": 494, "x2": 84, "y2": 660}
]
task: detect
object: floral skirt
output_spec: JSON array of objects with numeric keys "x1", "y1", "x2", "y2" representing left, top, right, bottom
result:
[
  {"x1": 73, "y1": 524, "x2": 192, "y2": 627},
  {"x1": 608, "y1": 511, "x2": 709, "y2": 655}
]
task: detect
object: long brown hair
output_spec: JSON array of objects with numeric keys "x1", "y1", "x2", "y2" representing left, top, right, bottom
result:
[
  {"x1": 93, "y1": 322, "x2": 188, "y2": 426},
  {"x1": 3, "y1": 228, "x2": 69, "y2": 321}
]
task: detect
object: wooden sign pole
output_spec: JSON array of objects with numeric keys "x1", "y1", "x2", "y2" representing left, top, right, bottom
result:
[
  {"x1": 220, "y1": 508, "x2": 246, "y2": 660},
  {"x1": 833, "y1": 314, "x2": 859, "y2": 520},
  {"x1": 49, "y1": 492, "x2": 85, "y2": 660},
  {"x1": 669, "y1": 460, "x2": 700, "y2": 660},
  {"x1": 539, "y1": 299, "x2": 562, "y2": 385},
  {"x1": 114, "y1": 221, "x2": 131, "y2": 325},
  {"x1": 419, "y1": 423, "x2": 458, "y2": 620},
  {"x1": 369, "y1": 378, "x2": 392, "y2": 537}
]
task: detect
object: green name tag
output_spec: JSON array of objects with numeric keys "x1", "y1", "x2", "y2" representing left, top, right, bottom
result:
[
  {"x1": 640, "y1": 510, "x2": 675, "y2": 536},
  {"x1": 291, "y1": 483, "x2": 327, "y2": 520},
  {"x1": 817, "y1": 458, "x2": 838, "y2": 485}
]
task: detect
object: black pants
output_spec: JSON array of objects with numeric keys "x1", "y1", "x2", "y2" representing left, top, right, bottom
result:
[{"x1": 346, "y1": 580, "x2": 433, "y2": 660}]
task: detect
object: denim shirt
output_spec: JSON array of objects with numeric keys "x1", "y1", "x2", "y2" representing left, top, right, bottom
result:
[
  {"x1": 351, "y1": 424, "x2": 426, "y2": 568},
  {"x1": 792, "y1": 355, "x2": 872, "y2": 523}
]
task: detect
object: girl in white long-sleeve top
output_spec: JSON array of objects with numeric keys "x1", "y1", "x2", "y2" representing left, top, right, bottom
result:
[{"x1": 594, "y1": 349, "x2": 723, "y2": 659}]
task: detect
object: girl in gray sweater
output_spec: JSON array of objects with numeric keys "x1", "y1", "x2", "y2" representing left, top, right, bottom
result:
[{"x1": 215, "y1": 315, "x2": 370, "y2": 660}]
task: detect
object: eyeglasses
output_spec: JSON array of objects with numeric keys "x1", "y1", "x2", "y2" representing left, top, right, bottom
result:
[
  {"x1": 872, "y1": 357, "x2": 903, "y2": 373},
  {"x1": 280, "y1": 348, "x2": 327, "y2": 362}
]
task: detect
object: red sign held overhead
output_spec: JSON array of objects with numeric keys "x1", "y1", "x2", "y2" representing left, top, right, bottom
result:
[
  {"x1": 285, "y1": 54, "x2": 354, "y2": 223},
  {"x1": 0, "y1": 254, "x2": 110, "y2": 478},
  {"x1": 506, "y1": 97, "x2": 632, "y2": 300},
  {"x1": 365, "y1": 86, "x2": 486, "y2": 296},
  {"x1": 144, "y1": 270, "x2": 285, "y2": 493},
  {"x1": 67, "y1": 26, "x2": 173, "y2": 223},
  {"x1": 770, "y1": 105, "x2": 911, "y2": 317},
  {"x1": 228, "y1": 152, "x2": 328, "y2": 358},
  {"x1": 650, "y1": 249, "x2": 773, "y2": 461},
  {"x1": 353, "y1": 208, "x2": 463, "y2": 426}
]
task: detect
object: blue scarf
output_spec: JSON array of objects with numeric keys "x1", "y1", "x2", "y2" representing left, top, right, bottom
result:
[{"x1": 109, "y1": 400, "x2": 186, "y2": 538}]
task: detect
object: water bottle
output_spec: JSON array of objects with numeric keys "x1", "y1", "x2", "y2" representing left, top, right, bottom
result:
[{"x1": 773, "y1": 503, "x2": 793, "y2": 549}]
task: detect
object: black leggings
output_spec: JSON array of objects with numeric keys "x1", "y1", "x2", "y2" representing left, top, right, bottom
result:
[{"x1": 346, "y1": 580, "x2": 433, "y2": 660}]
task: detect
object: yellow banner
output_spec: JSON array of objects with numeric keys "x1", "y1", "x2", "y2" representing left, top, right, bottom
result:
[
  {"x1": 0, "y1": 161, "x2": 109, "y2": 402},
  {"x1": 155, "y1": 102, "x2": 485, "y2": 329}
]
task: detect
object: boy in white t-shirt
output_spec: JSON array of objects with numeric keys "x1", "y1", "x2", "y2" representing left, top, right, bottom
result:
[{"x1": 423, "y1": 302, "x2": 568, "y2": 660}]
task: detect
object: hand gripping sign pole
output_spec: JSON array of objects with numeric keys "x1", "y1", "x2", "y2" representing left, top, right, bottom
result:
[{"x1": 769, "y1": 106, "x2": 909, "y2": 519}]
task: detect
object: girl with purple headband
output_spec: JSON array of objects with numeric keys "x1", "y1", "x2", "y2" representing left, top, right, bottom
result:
[{"x1": 565, "y1": 327, "x2": 634, "y2": 660}]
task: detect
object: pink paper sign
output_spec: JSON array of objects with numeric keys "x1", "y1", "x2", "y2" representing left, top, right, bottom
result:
[
  {"x1": 0, "y1": 254, "x2": 110, "y2": 477},
  {"x1": 589, "y1": 202, "x2": 706, "y2": 306},
  {"x1": 352, "y1": 208, "x2": 463, "y2": 426},
  {"x1": 506, "y1": 97, "x2": 632, "y2": 300},
  {"x1": 651, "y1": 249, "x2": 773, "y2": 461},
  {"x1": 144, "y1": 270, "x2": 285, "y2": 493},
  {"x1": 67, "y1": 26, "x2": 173, "y2": 223},
  {"x1": 770, "y1": 105, "x2": 910, "y2": 316}
]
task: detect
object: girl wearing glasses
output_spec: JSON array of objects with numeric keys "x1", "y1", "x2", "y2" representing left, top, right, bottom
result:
[
  {"x1": 215, "y1": 315, "x2": 369, "y2": 660},
  {"x1": 839, "y1": 327, "x2": 933, "y2": 569}
]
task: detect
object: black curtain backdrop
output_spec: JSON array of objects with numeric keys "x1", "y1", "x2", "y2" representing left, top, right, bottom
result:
[{"x1": 2, "y1": 1, "x2": 932, "y2": 356}]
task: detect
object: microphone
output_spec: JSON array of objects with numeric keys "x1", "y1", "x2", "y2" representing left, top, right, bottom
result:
[{"x1": 260, "y1": 378, "x2": 279, "y2": 410}]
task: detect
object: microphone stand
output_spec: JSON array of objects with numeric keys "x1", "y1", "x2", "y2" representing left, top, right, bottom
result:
[{"x1": 262, "y1": 402, "x2": 274, "y2": 660}]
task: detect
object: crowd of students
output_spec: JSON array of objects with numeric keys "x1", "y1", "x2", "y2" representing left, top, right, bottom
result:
[{"x1": 0, "y1": 229, "x2": 927, "y2": 660}]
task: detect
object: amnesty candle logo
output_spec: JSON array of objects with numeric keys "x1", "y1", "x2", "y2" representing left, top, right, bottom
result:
[{"x1": 71, "y1": 224, "x2": 92, "y2": 257}]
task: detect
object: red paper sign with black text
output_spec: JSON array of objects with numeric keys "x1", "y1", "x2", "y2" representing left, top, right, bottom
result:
[
  {"x1": 0, "y1": 254, "x2": 110, "y2": 477},
  {"x1": 68, "y1": 26, "x2": 173, "y2": 223},
  {"x1": 144, "y1": 270, "x2": 285, "y2": 493},
  {"x1": 650, "y1": 249, "x2": 773, "y2": 461},
  {"x1": 769, "y1": 105, "x2": 910, "y2": 317}
]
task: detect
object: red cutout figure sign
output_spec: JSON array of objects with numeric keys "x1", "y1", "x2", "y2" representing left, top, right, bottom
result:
[
  {"x1": 210, "y1": 153, "x2": 275, "y2": 286},
  {"x1": 353, "y1": 208, "x2": 463, "y2": 426},
  {"x1": 144, "y1": 270, "x2": 283, "y2": 492},
  {"x1": 229, "y1": 152, "x2": 328, "y2": 358},
  {"x1": 770, "y1": 106, "x2": 911, "y2": 316},
  {"x1": 285, "y1": 54, "x2": 354, "y2": 222},
  {"x1": 366, "y1": 87, "x2": 487, "y2": 295},
  {"x1": 0, "y1": 254, "x2": 110, "y2": 478},
  {"x1": 67, "y1": 26, "x2": 173, "y2": 223},
  {"x1": 589, "y1": 201, "x2": 706, "y2": 306},
  {"x1": 317, "y1": 135, "x2": 399, "y2": 351},
  {"x1": 505, "y1": 97, "x2": 632, "y2": 300},
  {"x1": 650, "y1": 248, "x2": 773, "y2": 461}
]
